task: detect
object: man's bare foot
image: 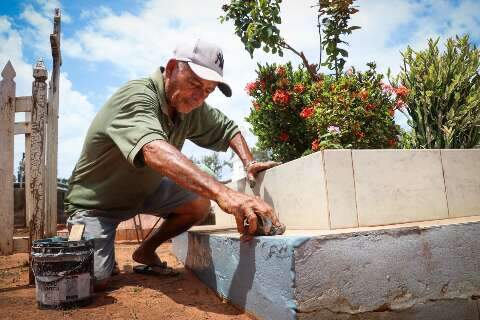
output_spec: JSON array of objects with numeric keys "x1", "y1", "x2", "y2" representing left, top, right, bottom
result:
[
  {"x1": 132, "y1": 246, "x2": 179, "y2": 276},
  {"x1": 132, "y1": 246, "x2": 166, "y2": 267}
]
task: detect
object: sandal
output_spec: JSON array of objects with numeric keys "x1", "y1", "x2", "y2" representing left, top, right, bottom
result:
[{"x1": 133, "y1": 263, "x2": 180, "y2": 277}]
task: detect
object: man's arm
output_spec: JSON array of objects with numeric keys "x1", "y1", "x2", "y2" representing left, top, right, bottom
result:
[
  {"x1": 142, "y1": 140, "x2": 280, "y2": 237},
  {"x1": 143, "y1": 140, "x2": 225, "y2": 200},
  {"x1": 228, "y1": 132, "x2": 254, "y2": 166},
  {"x1": 228, "y1": 133, "x2": 281, "y2": 187}
]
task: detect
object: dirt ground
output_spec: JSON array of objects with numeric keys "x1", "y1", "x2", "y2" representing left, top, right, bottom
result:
[{"x1": 0, "y1": 242, "x2": 254, "y2": 320}]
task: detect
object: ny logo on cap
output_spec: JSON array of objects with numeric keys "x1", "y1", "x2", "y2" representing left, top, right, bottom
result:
[{"x1": 215, "y1": 52, "x2": 224, "y2": 70}]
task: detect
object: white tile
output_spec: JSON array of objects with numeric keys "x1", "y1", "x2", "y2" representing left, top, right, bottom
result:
[
  {"x1": 353, "y1": 150, "x2": 449, "y2": 226},
  {"x1": 260, "y1": 152, "x2": 330, "y2": 229},
  {"x1": 324, "y1": 150, "x2": 359, "y2": 229},
  {"x1": 441, "y1": 149, "x2": 480, "y2": 218}
]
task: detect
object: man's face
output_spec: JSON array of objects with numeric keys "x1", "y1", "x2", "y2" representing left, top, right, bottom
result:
[{"x1": 165, "y1": 61, "x2": 218, "y2": 114}]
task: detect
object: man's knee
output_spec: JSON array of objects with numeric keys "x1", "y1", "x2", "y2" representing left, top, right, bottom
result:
[
  {"x1": 172, "y1": 196, "x2": 211, "y2": 223},
  {"x1": 182, "y1": 196, "x2": 211, "y2": 224}
]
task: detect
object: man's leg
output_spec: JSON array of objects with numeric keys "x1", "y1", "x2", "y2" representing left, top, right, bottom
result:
[
  {"x1": 67, "y1": 211, "x2": 122, "y2": 291},
  {"x1": 132, "y1": 196, "x2": 210, "y2": 266}
]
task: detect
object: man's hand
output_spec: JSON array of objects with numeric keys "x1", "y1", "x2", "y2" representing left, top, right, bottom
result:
[
  {"x1": 246, "y1": 161, "x2": 281, "y2": 188},
  {"x1": 228, "y1": 133, "x2": 281, "y2": 188},
  {"x1": 215, "y1": 189, "x2": 281, "y2": 241}
]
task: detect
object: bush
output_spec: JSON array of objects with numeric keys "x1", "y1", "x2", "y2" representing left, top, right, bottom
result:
[
  {"x1": 393, "y1": 35, "x2": 480, "y2": 148},
  {"x1": 246, "y1": 62, "x2": 403, "y2": 162}
]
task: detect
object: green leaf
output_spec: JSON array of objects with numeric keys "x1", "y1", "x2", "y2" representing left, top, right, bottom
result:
[
  {"x1": 267, "y1": 27, "x2": 273, "y2": 37},
  {"x1": 338, "y1": 48, "x2": 349, "y2": 57}
]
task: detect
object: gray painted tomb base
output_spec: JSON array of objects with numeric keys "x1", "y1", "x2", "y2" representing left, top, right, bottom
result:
[{"x1": 172, "y1": 221, "x2": 480, "y2": 320}]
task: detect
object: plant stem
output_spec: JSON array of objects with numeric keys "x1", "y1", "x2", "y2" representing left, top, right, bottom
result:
[{"x1": 281, "y1": 41, "x2": 319, "y2": 80}]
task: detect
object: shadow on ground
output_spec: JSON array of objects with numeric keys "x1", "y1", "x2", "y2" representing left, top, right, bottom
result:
[{"x1": 0, "y1": 243, "x2": 253, "y2": 320}]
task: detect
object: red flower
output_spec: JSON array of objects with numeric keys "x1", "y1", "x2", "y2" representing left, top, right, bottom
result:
[
  {"x1": 388, "y1": 138, "x2": 397, "y2": 147},
  {"x1": 276, "y1": 66, "x2": 286, "y2": 77},
  {"x1": 394, "y1": 86, "x2": 409, "y2": 99},
  {"x1": 354, "y1": 131, "x2": 365, "y2": 139},
  {"x1": 259, "y1": 80, "x2": 266, "y2": 91},
  {"x1": 365, "y1": 103, "x2": 376, "y2": 111},
  {"x1": 253, "y1": 102, "x2": 260, "y2": 111},
  {"x1": 245, "y1": 82, "x2": 257, "y2": 95},
  {"x1": 279, "y1": 132, "x2": 289, "y2": 142},
  {"x1": 300, "y1": 107, "x2": 315, "y2": 119},
  {"x1": 311, "y1": 139, "x2": 320, "y2": 151},
  {"x1": 358, "y1": 89, "x2": 368, "y2": 101},
  {"x1": 272, "y1": 90, "x2": 290, "y2": 105},
  {"x1": 293, "y1": 83, "x2": 305, "y2": 94}
]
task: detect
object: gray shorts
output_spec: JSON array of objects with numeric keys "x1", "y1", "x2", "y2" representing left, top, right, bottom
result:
[{"x1": 66, "y1": 177, "x2": 199, "y2": 281}]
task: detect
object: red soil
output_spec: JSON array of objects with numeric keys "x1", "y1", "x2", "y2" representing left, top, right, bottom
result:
[{"x1": 0, "y1": 242, "x2": 254, "y2": 320}]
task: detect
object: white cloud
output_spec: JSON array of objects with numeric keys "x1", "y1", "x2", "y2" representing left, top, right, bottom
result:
[
  {"x1": 19, "y1": 0, "x2": 71, "y2": 57},
  {"x1": 58, "y1": 0, "x2": 479, "y2": 166},
  {"x1": 34, "y1": 0, "x2": 71, "y2": 23},
  {"x1": 60, "y1": 0, "x2": 276, "y2": 164},
  {"x1": 345, "y1": 0, "x2": 480, "y2": 74},
  {"x1": 1, "y1": 10, "x2": 95, "y2": 179},
  {"x1": 4, "y1": 0, "x2": 479, "y2": 179},
  {"x1": 57, "y1": 72, "x2": 96, "y2": 178},
  {"x1": 0, "y1": 16, "x2": 32, "y2": 95},
  {"x1": 19, "y1": 4, "x2": 53, "y2": 56}
]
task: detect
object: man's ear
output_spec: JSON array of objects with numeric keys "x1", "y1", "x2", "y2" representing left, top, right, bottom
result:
[{"x1": 165, "y1": 59, "x2": 177, "y2": 78}]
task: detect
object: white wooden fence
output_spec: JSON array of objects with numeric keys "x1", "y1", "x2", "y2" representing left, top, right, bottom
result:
[{"x1": 0, "y1": 9, "x2": 61, "y2": 256}]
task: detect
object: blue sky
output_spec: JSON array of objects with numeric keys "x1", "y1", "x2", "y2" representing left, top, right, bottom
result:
[{"x1": 1, "y1": 0, "x2": 479, "y2": 179}]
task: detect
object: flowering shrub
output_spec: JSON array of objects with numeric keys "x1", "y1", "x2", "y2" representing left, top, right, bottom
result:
[
  {"x1": 393, "y1": 36, "x2": 480, "y2": 148},
  {"x1": 246, "y1": 62, "x2": 403, "y2": 162}
]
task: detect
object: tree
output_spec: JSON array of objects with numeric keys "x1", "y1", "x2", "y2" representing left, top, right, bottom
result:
[
  {"x1": 220, "y1": 0, "x2": 360, "y2": 79},
  {"x1": 191, "y1": 152, "x2": 232, "y2": 179},
  {"x1": 251, "y1": 145, "x2": 271, "y2": 162},
  {"x1": 318, "y1": 0, "x2": 360, "y2": 79}
]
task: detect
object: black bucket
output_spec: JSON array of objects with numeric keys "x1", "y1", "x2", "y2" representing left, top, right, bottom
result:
[{"x1": 31, "y1": 237, "x2": 94, "y2": 309}]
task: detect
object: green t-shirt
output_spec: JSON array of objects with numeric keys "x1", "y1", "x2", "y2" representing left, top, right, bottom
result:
[{"x1": 64, "y1": 67, "x2": 239, "y2": 215}]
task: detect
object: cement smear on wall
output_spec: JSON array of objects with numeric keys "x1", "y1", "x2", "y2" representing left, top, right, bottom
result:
[
  {"x1": 173, "y1": 221, "x2": 480, "y2": 320},
  {"x1": 173, "y1": 231, "x2": 310, "y2": 320},
  {"x1": 294, "y1": 222, "x2": 480, "y2": 319}
]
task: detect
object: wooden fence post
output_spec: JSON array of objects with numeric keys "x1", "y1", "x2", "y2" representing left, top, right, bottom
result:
[
  {"x1": 45, "y1": 9, "x2": 61, "y2": 237},
  {"x1": 25, "y1": 110, "x2": 32, "y2": 228},
  {"x1": 0, "y1": 61, "x2": 16, "y2": 255},
  {"x1": 28, "y1": 59, "x2": 48, "y2": 244}
]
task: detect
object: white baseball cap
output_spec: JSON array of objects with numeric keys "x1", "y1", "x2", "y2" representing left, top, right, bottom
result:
[{"x1": 173, "y1": 38, "x2": 232, "y2": 97}]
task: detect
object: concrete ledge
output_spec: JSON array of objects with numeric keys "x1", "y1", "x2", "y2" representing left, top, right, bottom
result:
[
  {"x1": 213, "y1": 149, "x2": 480, "y2": 229},
  {"x1": 298, "y1": 298, "x2": 480, "y2": 320},
  {"x1": 173, "y1": 217, "x2": 480, "y2": 320},
  {"x1": 173, "y1": 227, "x2": 300, "y2": 320}
]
